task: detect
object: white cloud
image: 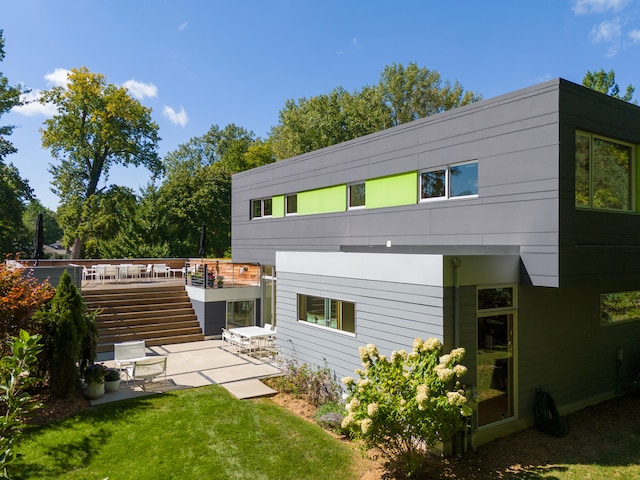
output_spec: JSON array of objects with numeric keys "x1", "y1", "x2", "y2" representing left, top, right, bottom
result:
[
  {"x1": 11, "y1": 90, "x2": 57, "y2": 117},
  {"x1": 628, "y1": 29, "x2": 640, "y2": 44},
  {"x1": 44, "y1": 68, "x2": 71, "y2": 87},
  {"x1": 178, "y1": 21, "x2": 188, "y2": 31},
  {"x1": 122, "y1": 79, "x2": 158, "y2": 99},
  {"x1": 573, "y1": 0, "x2": 630, "y2": 15},
  {"x1": 590, "y1": 18, "x2": 622, "y2": 43},
  {"x1": 162, "y1": 105, "x2": 188, "y2": 127}
]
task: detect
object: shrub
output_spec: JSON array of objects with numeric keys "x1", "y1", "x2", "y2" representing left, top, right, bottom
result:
[
  {"x1": 34, "y1": 270, "x2": 98, "y2": 398},
  {"x1": 0, "y1": 262, "x2": 54, "y2": 346},
  {"x1": 341, "y1": 338, "x2": 472, "y2": 478},
  {"x1": 0, "y1": 330, "x2": 43, "y2": 478},
  {"x1": 83, "y1": 363, "x2": 106, "y2": 384},
  {"x1": 104, "y1": 368, "x2": 121, "y2": 382},
  {"x1": 269, "y1": 358, "x2": 342, "y2": 407}
]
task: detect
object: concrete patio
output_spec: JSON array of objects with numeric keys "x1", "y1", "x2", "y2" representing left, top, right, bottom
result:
[{"x1": 92, "y1": 339, "x2": 281, "y2": 405}]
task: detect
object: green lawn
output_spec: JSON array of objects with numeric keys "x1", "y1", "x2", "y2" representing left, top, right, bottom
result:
[{"x1": 13, "y1": 385, "x2": 362, "y2": 480}]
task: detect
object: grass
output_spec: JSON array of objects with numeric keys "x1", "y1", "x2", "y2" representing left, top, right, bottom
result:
[{"x1": 12, "y1": 385, "x2": 363, "y2": 480}]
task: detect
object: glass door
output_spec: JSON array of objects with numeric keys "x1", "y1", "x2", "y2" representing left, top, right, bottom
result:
[{"x1": 476, "y1": 286, "x2": 516, "y2": 426}]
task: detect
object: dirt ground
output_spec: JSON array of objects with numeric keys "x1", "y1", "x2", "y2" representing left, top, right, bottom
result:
[{"x1": 29, "y1": 388, "x2": 640, "y2": 480}]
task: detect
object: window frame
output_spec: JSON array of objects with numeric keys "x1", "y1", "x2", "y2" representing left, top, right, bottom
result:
[
  {"x1": 575, "y1": 131, "x2": 635, "y2": 212},
  {"x1": 285, "y1": 193, "x2": 298, "y2": 216},
  {"x1": 348, "y1": 181, "x2": 366, "y2": 209},
  {"x1": 419, "y1": 161, "x2": 478, "y2": 203},
  {"x1": 250, "y1": 198, "x2": 273, "y2": 219},
  {"x1": 296, "y1": 293, "x2": 356, "y2": 334}
]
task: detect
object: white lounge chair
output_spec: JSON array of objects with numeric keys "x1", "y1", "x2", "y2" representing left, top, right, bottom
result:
[
  {"x1": 126, "y1": 357, "x2": 167, "y2": 388},
  {"x1": 114, "y1": 340, "x2": 151, "y2": 381}
]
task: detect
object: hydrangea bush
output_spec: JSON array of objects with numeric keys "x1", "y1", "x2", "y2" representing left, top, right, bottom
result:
[{"x1": 341, "y1": 338, "x2": 472, "y2": 477}]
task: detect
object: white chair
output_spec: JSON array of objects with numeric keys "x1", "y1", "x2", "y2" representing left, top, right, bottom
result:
[
  {"x1": 154, "y1": 263, "x2": 170, "y2": 278},
  {"x1": 264, "y1": 323, "x2": 272, "y2": 330},
  {"x1": 221, "y1": 328, "x2": 234, "y2": 354},
  {"x1": 114, "y1": 340, "x2": 149, "y2": 380},
  {"x1": 83, "y1": 266, "x2": 96, "y2": 281},
  {"x1": 126, "y1": 357, "x2": 167, "y2": 388}
]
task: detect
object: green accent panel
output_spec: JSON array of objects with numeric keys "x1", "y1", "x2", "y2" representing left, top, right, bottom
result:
[
  {"x1": 298, "y1": 185, "x2": 347, "y2": 215},
  {"x1": 366, "y1": 171, "x2": 418, "y2": 208},
  {"x1": 272, "y1": 195, "x2": 285, "y2": 218}
]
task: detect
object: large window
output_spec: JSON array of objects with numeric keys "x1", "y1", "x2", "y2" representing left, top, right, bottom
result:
[
  {"x1": 297, "y1": 294, "x2": 355, "y2": 333},
  {"x1": 601, "y1": 290, "x2": 640, "y2": 325},
  {"x1": 575, "y1": 132, "x2": 634, "y2": 211},
  {"x1": 226, "y1": 300, "x2": 255, "y2": 328},
  {"x1": 348, "y1": 182, "x2": 365, "y2": 209},
  {"x1": 420, "y1": 161, "x2": 478, "y2": 201},
  {"x1": 250, "y1": 198, "x2": 273, "y2": 219}
]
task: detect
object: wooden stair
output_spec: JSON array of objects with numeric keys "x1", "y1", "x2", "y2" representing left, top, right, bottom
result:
[{"x1": 83, "y1": 284, "x2": 204, "y2": 354}]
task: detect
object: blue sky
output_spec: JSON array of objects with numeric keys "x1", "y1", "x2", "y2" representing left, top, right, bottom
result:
[{"x1": 3, "y1": 0, "x2": 640, "y2": 209}]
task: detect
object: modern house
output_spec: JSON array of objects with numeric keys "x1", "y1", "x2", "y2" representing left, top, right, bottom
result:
[{"x1": 231, "y1": 78, "x2": 640, "y2": 444}]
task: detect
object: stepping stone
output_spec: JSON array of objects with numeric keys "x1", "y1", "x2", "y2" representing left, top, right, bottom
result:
[{"x1": 222, "y1": 379, "x2": 277, "y2": 399}]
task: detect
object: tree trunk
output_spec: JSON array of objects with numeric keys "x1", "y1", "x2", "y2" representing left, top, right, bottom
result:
[{"x1": 70, "y1": 237, "x2": 83, "y2": 259}]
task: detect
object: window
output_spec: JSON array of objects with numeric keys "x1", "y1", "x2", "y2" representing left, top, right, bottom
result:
[
  {"x1": 420, "y1": 161, "x2": 478, "y2": 201},
  {"x1": 348, "y1": 182, "x2": 365, "y2": 208},
  {"x1": 286, "y1": 194, "x2": 297, "y2": 215},
  {"x1": 576, "y1": 132, "x2": 634, "y2": 211},
  {"x1": 250, "y1": 198, "x2": 273, "y2": 219},
  {"x1": 478, "y1": 286, "x2": 514, "y2": 310},
  {"x1": 297, "y1": 293, "x2": 355, "y2": 333},
  {"x1": 601, "y1": 291, "x2": 640, "y2": 325},
  {"x1": 226, "y1": 300, "x2": 255, "y2": 328}
]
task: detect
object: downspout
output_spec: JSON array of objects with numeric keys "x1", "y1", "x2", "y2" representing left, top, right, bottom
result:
[{"x1": 452, "y1": 257, "x2": 461, "y2": 348}]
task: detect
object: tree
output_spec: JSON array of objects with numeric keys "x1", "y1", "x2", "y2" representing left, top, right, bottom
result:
[
  {"x1": 35, "y1": 270, "x2": 97, "y2": 398},
  {"x1": 0, "y1": 30, "x2": 32, "y2": 258},
  {"x1": 146, "y1": 124, "x2": 275, "y2": 258},
  {"x1": 40, "y1": 67, "x2": 162, "y2": 258},
  {"x1": 0, "y1": 30, "x2": 26, "y2": 162},
  {"x1": 270, "y1": 86, "x2": 392, "y2": 159},
  {"x1": 380, "y1": 62, "x2": 481, "y2": 126},
  {"x1": 269, "y1": 63, "x2": 480, "y2": 160},
  {"x1": 582, "y1": 69, "x2": 635, "y2": 103}
]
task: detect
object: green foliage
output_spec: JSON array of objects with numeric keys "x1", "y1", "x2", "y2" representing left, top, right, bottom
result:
[
  {"x1": 380, "y1": 62, "x2": 481, "y2": 126},
  {"x1": 0, "y1": 329, "x2": 42, "y2": 478},
  {"x1": 22, "y1": 201, "x2": 62, "y2": 248},
  {"x1": 582, "y1": 69, "x2": 635, "y2": 103},
  {"x1": 269, "y1": 358, "x2": 342, "y2": 407},
  {"x1": 0, "y1": 30, "x2": 27, "y2": 162},
  {"x1": 341, "y1": 338, "x2": 471, "y2": 478},
  {"x1": 40, "y1": 67, "x2": 161, "y2": 258},
  {"x1": 103, "y1": 368, "x2": 120, "y2": 382},
  {"x1": 270, "y1": 62, "x2": 481, "y2": 159},
  {"x1": 34, "y1": 271, "x2": 97, "y2": 397},
  {"x1": 0, "y1": 163, "x2": 32, "y2": 258}
]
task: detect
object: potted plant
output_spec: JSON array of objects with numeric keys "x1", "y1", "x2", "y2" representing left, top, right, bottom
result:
[
  {"x1": 104, "y1": 368, "x2": 121, "y2": 392},
  {"x1": 83, "y1": 363, "x2": 106, "y2": 399},
  {"x1": 217, "y1": 276, "x2": 224, "y2": 288}
]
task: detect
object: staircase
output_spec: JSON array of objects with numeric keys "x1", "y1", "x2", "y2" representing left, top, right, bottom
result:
[{"x1": 83, "y1": 283, "x2": 204, "y2": 354}]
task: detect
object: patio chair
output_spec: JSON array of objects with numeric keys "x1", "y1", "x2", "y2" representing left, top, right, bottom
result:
[
  {"x1": 154, "y1": 263, "x2": 171, "y2": 278},
  {"x1": 126, "y1": 357, "x2": 167, "y2": 388},
  {"x1": 114, "y1": 340, "x2": 149, "y2": 380},
  {"x1": 221, "y1": 328, "x2": 234, "y2": 354}
]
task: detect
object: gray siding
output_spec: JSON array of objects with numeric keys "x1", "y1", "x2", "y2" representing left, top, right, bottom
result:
[
  {"x1": 232, "y1": 80, "x2": 562, "y2": 287},
  {"x1": 275, "y1": 271, "x2": 445, "y2": 381}
]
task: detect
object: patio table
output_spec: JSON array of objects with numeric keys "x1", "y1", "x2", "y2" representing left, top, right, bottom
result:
[{"x1": 229, "y1": 326, "x2": 275, "y2": 356}]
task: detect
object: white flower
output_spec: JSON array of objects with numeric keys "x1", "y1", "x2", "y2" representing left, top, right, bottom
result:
[
  {"x1": 424, "y1": 338, "x2": 442, "y2": 352},
  {"x1": 367, "y1": 402, "x2": 379, "y2": 417},
  {"x1": 439, "y1": 354, "x2": 451, "y2": 365},
  {"x1": 413, "y1": 338, "x2": 423, "y2": 351},
  {"x1": 435, "y1": 364, "x2": 454, "y2": 382},
  {"x1": 361, "y1": 418, "x2": 373, "y2": 434},
  {"x1": 391, "y1": 349, "x2": 407, "y2": 363},
  {"x1": 450, "y1": 347, "x2": 466, "y2": 362},
  {"x1": 447, "y1": 391, "x2": 467, "y2": 406},
  {"x1": 341, "y1": 414, "x2": 355, "y2": 429},
  {"x1": 453, "y1": 364, "x2": 468, "y2": 377},
  {"x1": 342, "y1": 376, "x2": 354, "y2": 386}
]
